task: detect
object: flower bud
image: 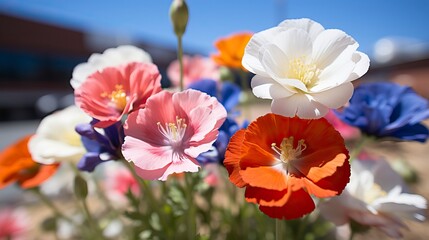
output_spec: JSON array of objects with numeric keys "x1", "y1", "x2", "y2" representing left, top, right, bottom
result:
[
  {"x1": 169, "y1": 0, "x2": 189, "y2": 37},
  {"x1": 74, "y1": 175, "x2": 88, "y2": 200}
]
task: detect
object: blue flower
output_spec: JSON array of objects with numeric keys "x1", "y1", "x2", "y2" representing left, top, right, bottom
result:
[
  {"x1": 188, "y1": 79, "x2": 241, "y2": 114},
  {"x1": 188, "y1": 79, "x2": 247, "y2": 164},
  {"x1": 75, "y1": 121, "x2": 124, "y2": 171},
  {"x1": 196, "y1": 118, "x2": 248, "y2": 164},
  {"x1": 336, "y1": 82, "x2": 429, "y2": 142}
]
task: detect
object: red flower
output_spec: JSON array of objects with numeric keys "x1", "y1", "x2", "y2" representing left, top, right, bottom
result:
[
  {"x1": 75, "y1": 62, "x2": 162, "y2": 128},
  {"x1": 0, "y1": 135, "x2": 59, "y2": 189},
  {"x1": 224, "y1": 114, "x2": 350, "y2": 219}
]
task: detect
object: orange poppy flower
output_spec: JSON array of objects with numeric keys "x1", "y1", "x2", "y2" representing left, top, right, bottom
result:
[
  {"x1": 224, "y1": 114, "x2": 350, "y2": 219},
  {"x1": 211, "y1": 32, "x2": 253, "y2": 70},
  {"x1": 0, "y1": 135, "x2": 60, "y2": 189}
]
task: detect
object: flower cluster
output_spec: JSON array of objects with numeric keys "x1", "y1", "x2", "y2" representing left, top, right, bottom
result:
[{"x1": 0, "y1": 15, "x2": 427, "y2": 240}]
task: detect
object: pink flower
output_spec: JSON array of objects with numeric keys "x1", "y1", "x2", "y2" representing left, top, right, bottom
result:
[
  {"x1": 167, "y1": 55, "x2": 220, "y2": 87},
  {"x1": 75, "y1": 62, "x2": 162, "y2": 128},
  {"x1": 103, "y1": 162, "x2": 139, "y2": 204},
  {"x1": 122, "y1": 89, "x2": 227, "y2": 181},
  {"x1": 0, "y1": 208, "x2": 28, "y2": 240},
  {"x1": 324, "y1": 110, "x2": 360, "y2": 140},
  {"x1": 203, "y1": 163, "x2": 221, "y2": 187}
]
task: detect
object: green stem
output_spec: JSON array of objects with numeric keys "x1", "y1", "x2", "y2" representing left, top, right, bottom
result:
[
  {"x1": 95, "y1": 180, "x2": 116, "y2": 214},
  {"x1": 275, "y1": 218, "x2": 282, "y2": 240},
  {"x1": 31, "y1": 187, "x2": 74, "y2": 223},
  {"x1": 349, "y1": 135, "x2": 374, "y2": 162},
  {"x1": 296, "y1": 214, "x2": 310, "y2": 239},
  {"x1": 185, "y1": 173, "x2": 197, "y2": 239},
  {"x1": 123, "y1": 160, "x2": 157, "y2": 208},
  {"x1": 177, "y1": 35, "x2": 184, "y2": 91},
  {"x1": 68, "y1": 163, "x2": 104, "y2": 239},
  {"x1": 238, "y1": 69, "x2": 248, "y2": 91},
  {"x1": 123, "y1": 160, "x2": 169, "y2": 234},
  {"x1": 80, "y1": 197, "x2": 104, "y2": 240}
]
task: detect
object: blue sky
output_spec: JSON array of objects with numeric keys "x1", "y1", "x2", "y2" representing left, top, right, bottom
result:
[{"x1": 1, "y1": 0, "x2": 429, "y2": 58}]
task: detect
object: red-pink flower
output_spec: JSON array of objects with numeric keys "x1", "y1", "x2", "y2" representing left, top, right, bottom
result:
[
  {"x1": 103, "y1": 162, "x2": 139, "y2": 204},
  {"x1": 122, "y1": 89, "x2": 227, "y2": 181},
  {"x1": 75, "y1": 62, "x2": 162, "y2": 128},
  {"x1": 324, "y1": 110, "x2": 360, "y2": 140},
  {"x1": 0, "y1": 208, "x2": 28, "y2": 240},
  {"x1": 167, "y1": 55, "x2": 220, "y2": 87}
]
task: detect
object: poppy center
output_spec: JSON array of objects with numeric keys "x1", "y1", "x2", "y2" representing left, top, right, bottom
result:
[
  {"x1": 157, "y1": 116, "x2": 187, "y2": 147},
  {"x1": 288, "y1": 57, "x2": 321, "y2": 87},
  {"x1": 101, "y1": 84, "x2": 128, "y2": 111},
  {"x1": 364, "y1": 183, "x2": 387, "y2": 203},
  {"x1": 271, "y1": 136, "x2": 307, "y2": 163}
]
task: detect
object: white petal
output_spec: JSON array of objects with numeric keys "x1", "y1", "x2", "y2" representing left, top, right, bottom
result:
[
  {"x1": 260, "y1": 43, "x2": 289, "y2": 77},
  {"x1": 271, "y1": 93, "x2": 329, "y2": 119},
  {"x1": 71, "y1": 63, "x2": 96, "y2": 89},
  {"x1": 28, "y1": 137, "x2": 84, "y2": 164},
  {"x1": 271, "y1": 97, "x2": 298, "y2": 117},
  {"x1": 251, "y1": 75, "x2": 295, "y2": 99},
  {"x1": 260, "y1": 44, "x2": 308, "y2": 91},
  {"x1": 29, "y1": 106, "x2": 90, "y2": 164},
  {"x1": 242, "y1": 27, "x2": 284, "y2": 77},
  {"x1": 319, "y1": 196, "x2": 349, "y2": 225},
  {"x1": 70, "y1": 45, "x2": 152, "y2": 89},
  {"x1": 295, "y1": 94, "x2": 329, "y2": 119},
  {"x1": 278, "y1": 18, "x2": 325, "y2": 41},
  {"x1": 347, "y1": 51, "x2": 370, "y2": 81},
  {"x1": 311, "y1": 82, "x2": 353, "y2": 108},
  {"x1": 373, "y1": 193, "x2": 427, "y2": 221},
  {"x1": 272, "y1": 28, "x2": 313, "y2": 60},
  {"x1": 372, "y1": 160, "x2": 406, "y2": 192},
  {"x1": 311, "y1": 59, "x2": 355, "y2": 92},
  {"x1": 312, "y1": 29, "x2": 357, "y2": 69}
]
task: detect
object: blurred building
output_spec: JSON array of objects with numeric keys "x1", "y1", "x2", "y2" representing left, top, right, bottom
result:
[
  {"x1": 0, "y1": 12, "x2": 184, "y2": 121},
  {"x1": 359, "y1": 37, "x2": 429, "y2": 99}
]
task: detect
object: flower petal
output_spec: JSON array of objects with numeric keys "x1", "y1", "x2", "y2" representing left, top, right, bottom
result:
[
  {"x1": 240, "y1": 166, "x2": 287, "y2": 191},
  {"x1": 258, "y1": 189, "x2": 315, "y2": 219},
  {"x1": 271, "y1": 94, "x2": 329, "y2": 119},
  {"x1": 278, "y1": 18, "x2": 324, "y2": 41},
  {"x1": 347, "y1": 51, "x2": 370, "y2": 81},
  {"x1": 122, "y1": 136, "x2": 173, "y2": 170},
  {"x1": 242, "y1": 27, "x2": 284, "y2": 77},
  {"x1": 272, "y1": 28, "x2": 313, "y2": 60},
  {"x1": 312, "y1": 29, "x2": 357, "y2": 69},
  {"x1": 251, "y1": 75, "x2": 295, "y2": 99},
  {"x1": 158, "y1": 158, "x2": 200, "y2": 181},
  {"x1": 245, "y1": 186, "x2": 291, "y2": 207},
  {"x1": 224, "y1": 129, "x2": 247, "y2": 187},
  {"x1": 311, "y1": 82, "x2": 354, "y2": 108}
]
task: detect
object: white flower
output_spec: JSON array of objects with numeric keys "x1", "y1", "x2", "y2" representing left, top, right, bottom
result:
[
  {"x1": 319, "y1": 158, "x2": 427, "y2": 239},
  {"x1": 70, "y1": 45, "x2": 152, "y2": 89},
  {"x1": 242, "y1": 18, "x2": 370, "y2": 119},
  {"x1": 29, "y1": 105, "x2": 91, "y2": 164}
]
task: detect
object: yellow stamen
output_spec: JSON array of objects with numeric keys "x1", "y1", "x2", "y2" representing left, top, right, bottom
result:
[
  {"x1": 157, "y1": 116, "x2": 187, "y2": 145},
  {"x1": 100, "y1": 84, "x2": 128, "y2": 111},
  {"x1": 271, "y1": 136, "x2": 307, "y2": 163},
  {"x1": 288, "y1": 57, "x2": 321, "y2": 87},
  {"x1": 364, "y1": 183, "x2": 387, "y2": 203}
]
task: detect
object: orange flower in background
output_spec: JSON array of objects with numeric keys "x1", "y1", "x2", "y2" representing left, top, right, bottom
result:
[
  {"x1": 211, "y1": 32, "x2": 252, "y2": 70},
  {"x1": 0, "y1": 135, "x2": 60, "y2": 189},
  {"x1": 224, "y1": 114, "x2": 350, "y2": 219}
]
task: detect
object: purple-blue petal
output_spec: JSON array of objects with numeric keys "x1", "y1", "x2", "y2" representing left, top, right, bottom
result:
[{"x1": 336, "y1": 81, "x2": 429, "y2": 142}]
